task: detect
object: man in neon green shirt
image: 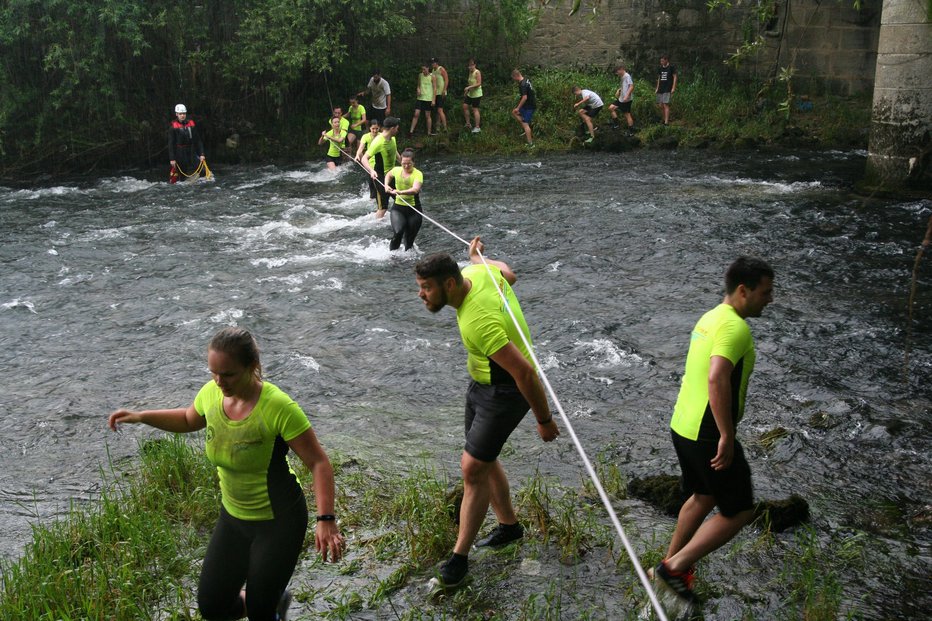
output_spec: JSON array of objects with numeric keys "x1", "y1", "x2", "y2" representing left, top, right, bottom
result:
[
  {"x1": 414, "y1": 237, "x2": 559, "y2": 590},
  {"x1": 653, "y1": 256, "x2": 774, "y2": 605}
]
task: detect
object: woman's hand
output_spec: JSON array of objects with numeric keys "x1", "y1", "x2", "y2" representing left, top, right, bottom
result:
[{"x1": 315, "y1": 520, "x2": 346, "y2": 562}]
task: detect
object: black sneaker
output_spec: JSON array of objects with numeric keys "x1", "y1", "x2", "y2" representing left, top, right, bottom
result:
[
  {"x1": 429, "y1": 554, "x2": 469, "y2": 590},
  {"x1": 475, "y1": 522, "x2": 524, "y2": 548},
  {"x1": 276, "y1": 589, "x2": 292, "y2": 621},
  {"x1": 651, "y1": 561, "x2": 697, "y2": 603}
]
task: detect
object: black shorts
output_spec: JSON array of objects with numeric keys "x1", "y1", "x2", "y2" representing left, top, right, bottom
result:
[
  {"x1": 416, "y1": 100, "x2": 433, "y2": 112},
  {"x1": 612, "y1": 100, "x2": 632, "y2": 113},
  {"x1": 463, "y1": 95, "x2": 482, "y2": 108},
  {"x1": 464, "y1": 381, "x2": 528, "y2": 462},
  {"x1": 584, "y1": 106, "x2": 602, "y2": 118},
  {"x1": 433, "y1": 95, "x2": 446, "y2": 110},
  {"x1": 325, "y1": 154, "x2": 341, "y2": 165},
  {"x1": 672, "y1": 430, "x2": 753, "y2": 517}
]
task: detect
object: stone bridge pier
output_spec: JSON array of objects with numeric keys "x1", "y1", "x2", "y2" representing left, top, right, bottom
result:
[{"x1": 865, "y1": 0, "x2": 931, "y2": 192}]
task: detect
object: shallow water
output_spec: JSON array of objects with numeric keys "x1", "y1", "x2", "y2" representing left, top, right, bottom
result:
[{"x1": 0, "y1": 150, "x2": 929, "y2": 618}]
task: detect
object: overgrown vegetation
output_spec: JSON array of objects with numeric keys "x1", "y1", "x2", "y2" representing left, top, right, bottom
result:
[
  {"x1": 0, "y1": 439, "x2": 867, "y2": 619},
  {"x1": 0, "y1": 1, "x2": 871, "y2": 180}
]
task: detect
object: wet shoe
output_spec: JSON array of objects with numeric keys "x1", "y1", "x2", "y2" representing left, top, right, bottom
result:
[
  {"x1": 584, "y1": 136, "x2": 594, "y2": 144},
  {"x1": 471, "y1": 126, "x2": 481, "y2": 134},
  {"x1": 475, "y1": 522, "x2": 524, "y2": 548},
  {"x1": 429, "y1": 553, "x2": 469, "y2": 590},
  {"x1": 276, "y1": 589, "x2": 292, "y2": 621},
  {"x1": 525, "y1": 142, "x2": 535, "y2": 149},
  {"x1": 651, "y1": 561, "x2": 698, "y2": 603}
]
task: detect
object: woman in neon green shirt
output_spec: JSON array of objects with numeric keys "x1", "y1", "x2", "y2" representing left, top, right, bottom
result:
[
  {"x1": 385, "y1": 148, "x2": 424, "y2": 251},
  {"x1": 318, "y1": 116, "x2": 347, "y2": 170},
  {"x1": 108, "y1": 327, "x2": 344, "y2": 620}
]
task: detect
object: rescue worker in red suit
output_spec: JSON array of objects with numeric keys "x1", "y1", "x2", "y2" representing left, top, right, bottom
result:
[{"x1": 168, "y1": 103, "x2": 205, "y2": 183}]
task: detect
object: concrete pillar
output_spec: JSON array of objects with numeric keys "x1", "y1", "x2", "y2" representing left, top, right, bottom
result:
[{"x1": 864, "y1": 0, "x2": 931, "y2": 192}]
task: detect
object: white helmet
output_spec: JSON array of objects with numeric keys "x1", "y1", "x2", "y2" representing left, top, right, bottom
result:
[{"x1": 174, "y1": 104, "x2": 187, "y2": 114}]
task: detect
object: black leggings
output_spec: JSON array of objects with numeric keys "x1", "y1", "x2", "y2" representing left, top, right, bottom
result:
[
  {"x1": 198, "y1": 500, "x2": 308, "y2": 621},
  {"x1": 389, "y1": 201, "x2": 423, "y2": 250}
]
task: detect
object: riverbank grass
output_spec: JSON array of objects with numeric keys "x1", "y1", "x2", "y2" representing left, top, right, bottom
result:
[
  {"x1": 385, "y1": 68, "x2": 870, "y2": 158},
  {"x1": 1, "y1": 438, "x2": 858, "y2": 620}
]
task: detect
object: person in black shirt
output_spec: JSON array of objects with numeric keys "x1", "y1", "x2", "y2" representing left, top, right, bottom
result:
[
  {"x1": 168, "y1": 103, "x2": 205, "y2": 182},
  {"x1": 510, "y1": 69, "x2": 536, "y2": 148}
]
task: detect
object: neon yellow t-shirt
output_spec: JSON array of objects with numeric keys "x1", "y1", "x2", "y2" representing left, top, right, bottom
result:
[
  {"x1": 418, "y1": 72, "x2": 435, "y2": 102},
  {"x1": 347, "y1": 104, "x2": 367, "y2": 130},
  {"x1": 323, "y1": 128, "x2": 346, "y2": 158},
  {"x1": 467, "y1": 69, "x2": 483, "y2": 98},
  {"x1": 366, "y1": 133, "x2": 398, "y2": 172},
  {"x1": 432, "y1": 68, "x2": 446, "y2": 95},
  {"x1": 194, "y1": 380, "x2": 311, "y2": 520},
  {"x1": 456, "y1": 264, "x2": 534, "y2": 384},
  {"x1": 388, "y1": 165, "x2": 422, "y2": 208},
  {"x1": 670, "y1": 303, "x2": 756, "y2": 441}
]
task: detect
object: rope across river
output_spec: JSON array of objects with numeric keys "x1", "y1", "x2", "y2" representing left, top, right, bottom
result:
[{"x1": 332, "y1": 140, "x2": 672, "y2": 620}]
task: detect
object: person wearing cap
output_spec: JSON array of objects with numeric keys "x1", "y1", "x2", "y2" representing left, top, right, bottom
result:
[
  {"x1": 358, "y1": 70, "x2": 391, "y2": 126},
  {"x1": 168, "y1": 104, "x2": 205, "y2": 182},
  {"x1": 360, "y1": 117, "x2": 401, "y2": 219},
  {"x1": 431, "y1": 58, "x2": 449, "y2": 132},
  {"x1": 409, "y1": 63, "x2": 437, "y2": 137}
]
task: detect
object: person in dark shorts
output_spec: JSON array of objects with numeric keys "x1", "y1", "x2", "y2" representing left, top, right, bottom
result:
[
  {"x1": 510, "y1": 69, "x2": 536, "y2": 147},
  {"x1": 430, "y1": 58, "x2": 449, "y2": 132},
  {"x1": 318, "y1": 116, "x2": 347, "y2": 170},
  {"x1": 652, "y1": 257, "x2": 775, "y2": 605},
  {"x1": 108, "y1": 327, "x2": 345, "y2": 621},
  {"x1": 414, "y1": 238, "x2": 559, "y2": 590},
  {"x1": 358, "y1": 69, "x2": 391, "y2": 125},
  {"x1": 572, "y1": 86, "x2": 603, "y2": 143},
  {"x1": 461, "y1": 58, "x2": 483, "y2": 133},
  {"x1": 360, "y1": 116, "x2": 400, "y2": 219},
  {"x1": 609, "y1": 65, "x2": 636, "y2": 134}
]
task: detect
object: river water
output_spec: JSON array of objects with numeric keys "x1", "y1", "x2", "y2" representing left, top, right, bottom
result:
[{"x1": 0, "y1": 150, "x2": 929, "y2": 619}]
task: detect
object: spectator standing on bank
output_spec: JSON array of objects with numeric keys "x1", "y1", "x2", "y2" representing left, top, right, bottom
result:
[
  {"x1": 431, "y1": 58, "x2": 450, "y2": 132},
  {"x1": 359, "y1": 69, "x2": 392, "y2": 126},
  {"x1": 462, "y1": 58, "x2": 483, "y2": 133},
  {"x1": 655, "y1": 54, "x2": 677, "y2": 125}
]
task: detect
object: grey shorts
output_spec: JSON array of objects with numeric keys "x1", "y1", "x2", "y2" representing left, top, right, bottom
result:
[
  {"x1": 656, "y1": 92, "x2": 672, "y2": 104},
  {"x1": 464, "y1": 381, "x2": 529, "y2": 462}
]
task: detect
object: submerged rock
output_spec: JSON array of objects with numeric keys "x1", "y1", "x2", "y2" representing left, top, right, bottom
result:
[{"x1": 627, "y1": 474, "x2": 809, "y2": 532}]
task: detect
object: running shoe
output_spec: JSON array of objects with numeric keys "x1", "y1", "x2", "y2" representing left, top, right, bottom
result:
[
  {"x1": 475, "y1": 522, "x2": 524, "y2": 548},
  {"x1": 651, "y1": 561, "x2": 698, "y2": 603},
  {"x1": 276, "y1": 589, "x2": 292, "y2": 621},
  {"x1": 584, "y1": 136, "x2": 594, "y2": 144},
  {"x1": 471, "y1": 127, "x2": 481, "y2": 133},
  {"x1": 429, "y1": 554, "x2": 469, "y2": 590},
  {"x1": 525, "y1": 142, "x2": 535, "y2": 149}
]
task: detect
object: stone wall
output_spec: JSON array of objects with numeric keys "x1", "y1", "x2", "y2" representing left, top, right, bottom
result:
[{"x1": 400, "y1": 0, "x2": 881, "y2": 96}]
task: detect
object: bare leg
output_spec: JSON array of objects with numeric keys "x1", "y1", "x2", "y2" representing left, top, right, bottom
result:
[
  {"x1": 666, "y1": 504, "x2": 753, "y2": 573},
  {"x1": 462, "y1": 103, "x2": 472, "y2": 128},
  {"x1": 454, "y1": 452, "x2": 494, "y2": 555},
  {"x1": 409, "y1": 110, "x2": 420, "y2": 134},
  {"x1": 487, "y1": 460, "x2": 518, "y2": 524},
  {"x1": 473, "y1": 107, "x2": 481, "y2": 129}
]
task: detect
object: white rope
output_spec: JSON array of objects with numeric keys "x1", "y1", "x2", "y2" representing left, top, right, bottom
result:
[{"x1": 332, "y1": 139, "x2": 671, "y2": 621}]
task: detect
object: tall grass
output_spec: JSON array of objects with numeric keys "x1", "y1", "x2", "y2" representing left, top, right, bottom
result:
[{"x1": 0, "y1": 436, "x2": 215, "y2": 620}]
